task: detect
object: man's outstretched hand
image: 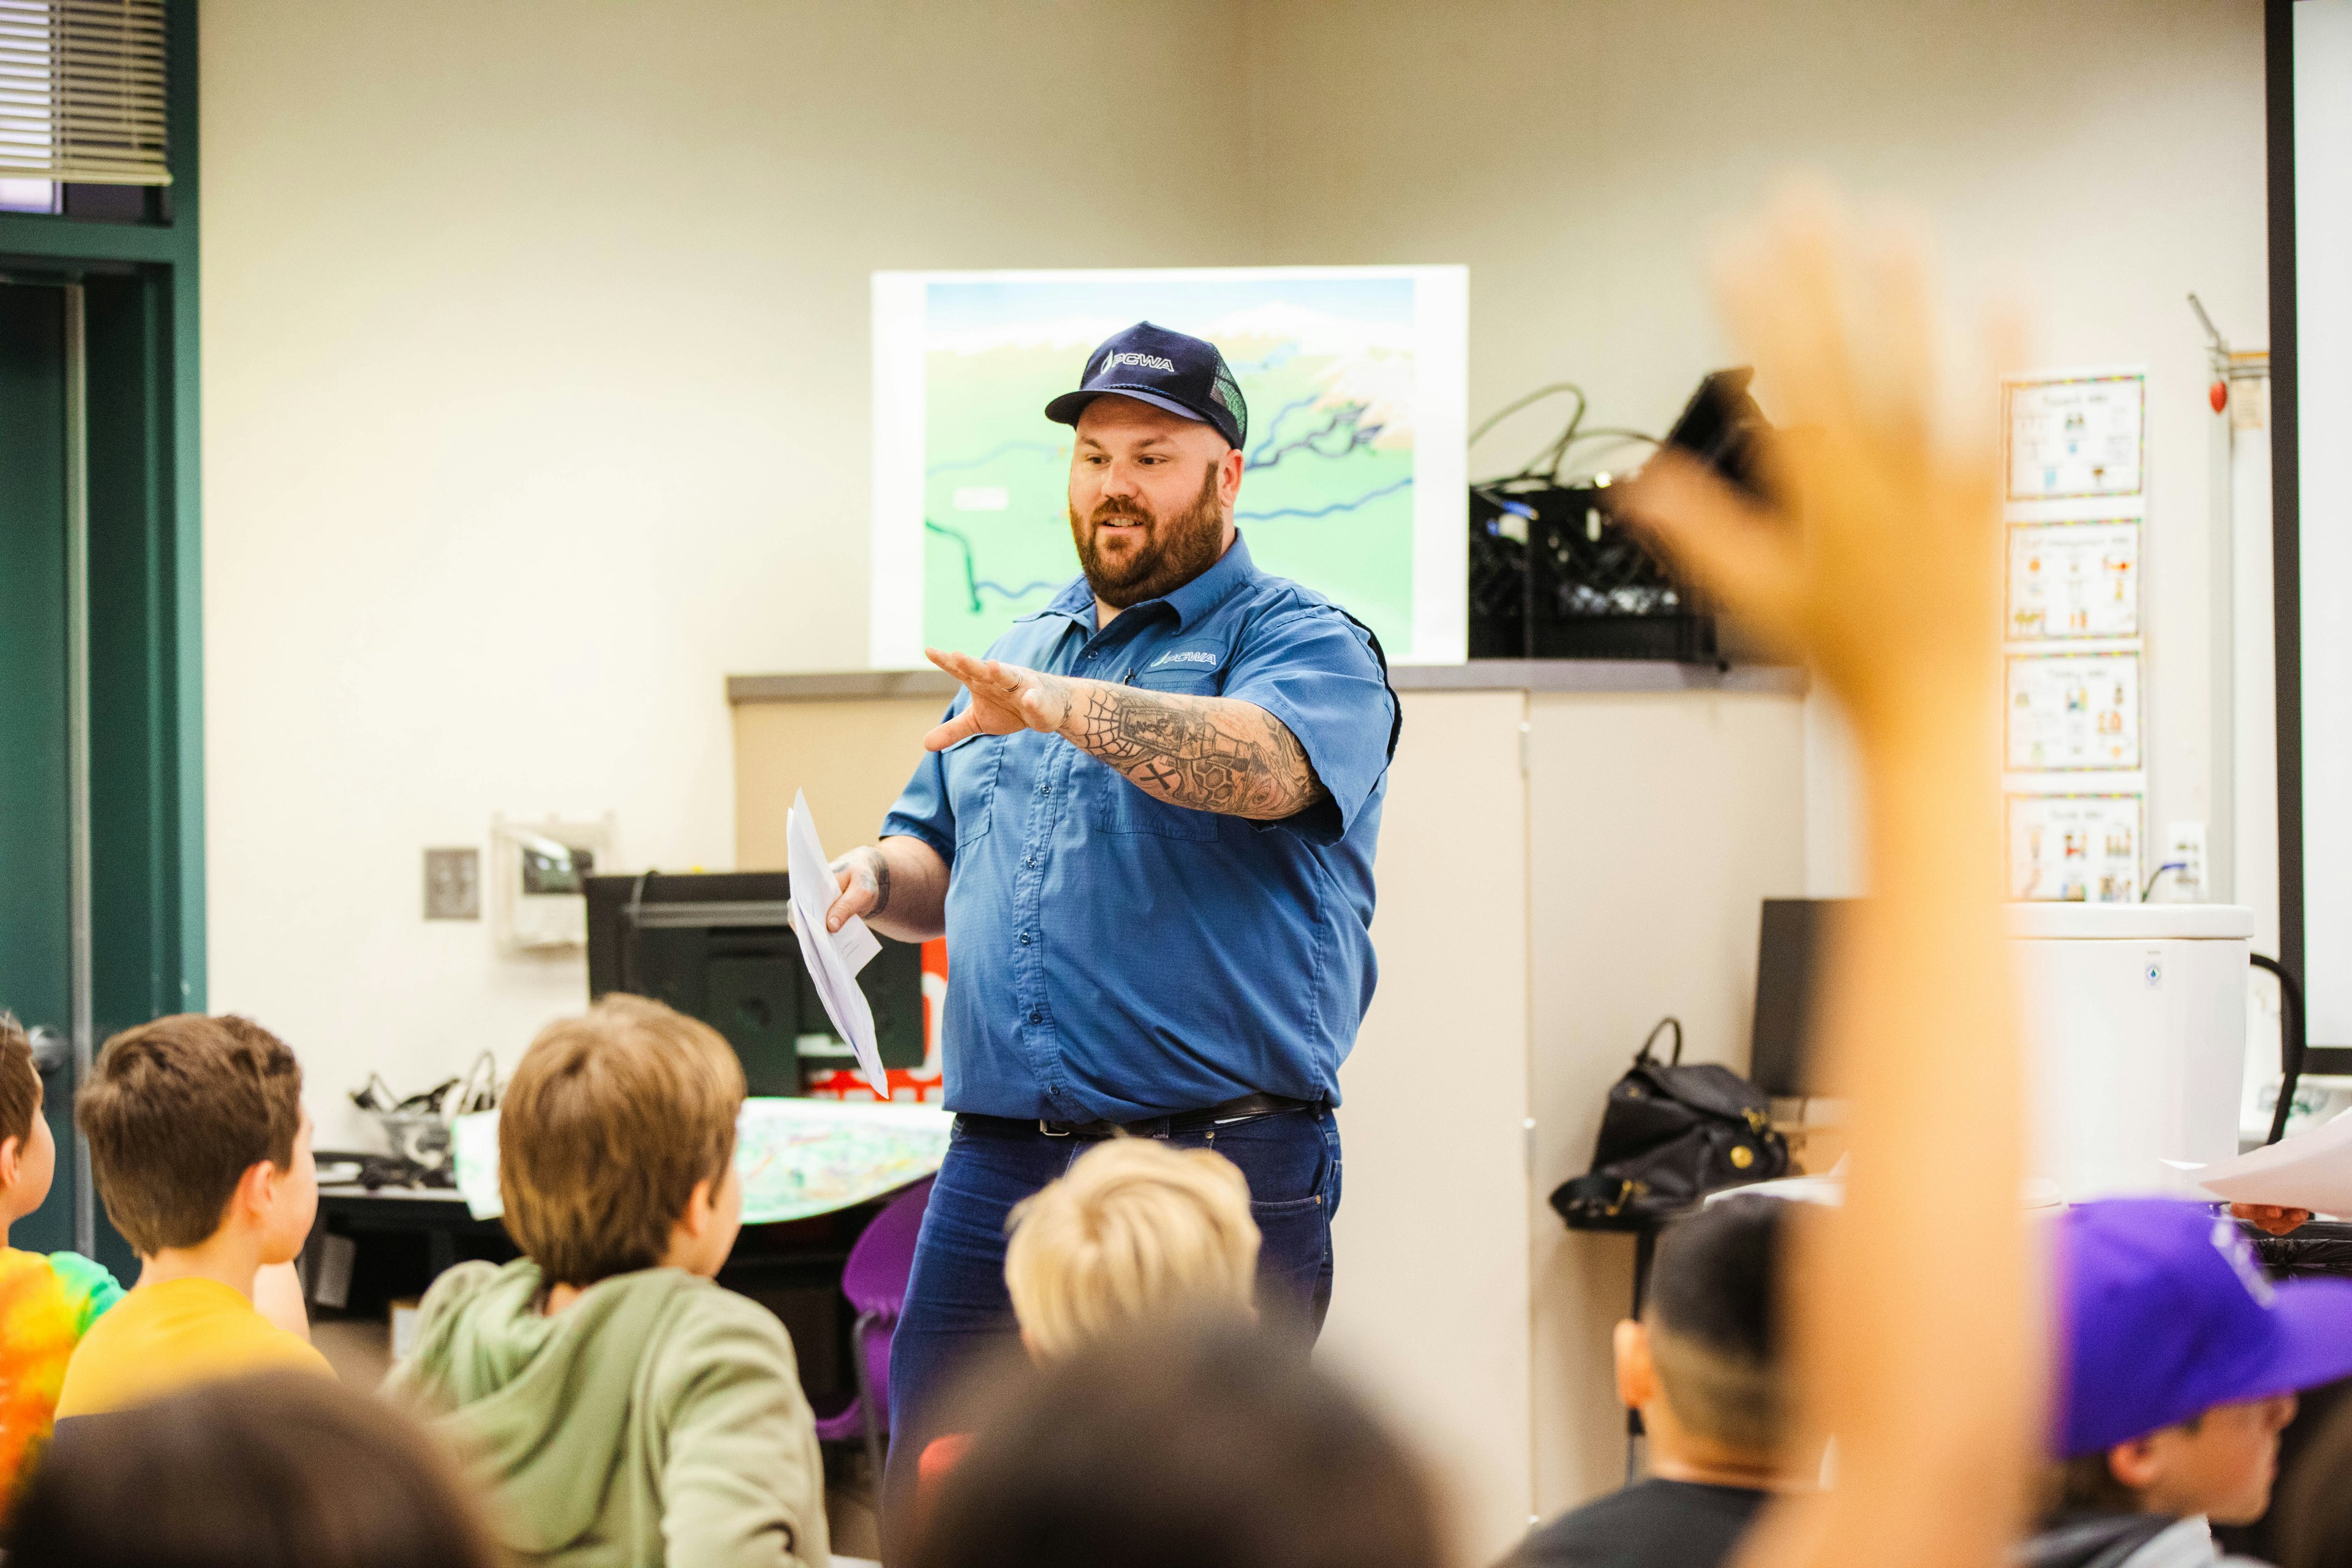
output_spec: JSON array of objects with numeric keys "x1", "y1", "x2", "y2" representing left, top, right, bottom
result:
[
  {"x1": 924, "y1": 647, "x2": 1072, "y2": 750},
  {"x1": 2233, "y1": 1202, "x2": 2312, "y2": 1237}
]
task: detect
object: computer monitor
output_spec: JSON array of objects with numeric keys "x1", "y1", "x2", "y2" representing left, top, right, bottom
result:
[
  {"x1": 584, "y1": 872, "x2": 925, "y2": 1096},
  {"x1": 1749, "y1": 897, "x2": 1852, "y2": 1098}
]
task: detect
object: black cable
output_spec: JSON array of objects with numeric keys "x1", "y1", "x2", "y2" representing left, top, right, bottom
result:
[
  {"x1": 1547, "y1": 428, "x2": 1664, "y2": 483},
  {"x1": 2255, "y1": 952, "x2": 2307, "y2": 1146},
  {"x1": 1468, "y1": 382, "x2": 1586, "y2": 458}
]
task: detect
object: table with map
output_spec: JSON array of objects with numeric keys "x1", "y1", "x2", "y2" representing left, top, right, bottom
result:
[{"x1": 452, "y1": 1097, "x2": 954, "y2": 1225}]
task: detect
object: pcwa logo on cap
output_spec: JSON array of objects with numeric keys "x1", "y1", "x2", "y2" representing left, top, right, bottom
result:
[{"x1": 1100, "y1": 351, "x2": 1177, "y2": 375}]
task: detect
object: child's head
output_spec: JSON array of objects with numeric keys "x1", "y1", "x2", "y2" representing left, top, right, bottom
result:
[
  {"x1": 498, "y1": 994, "x2": 745, "y2": 1287},
  {"x1": 2052, "y1": 1197, "x2": 2352, "y2": 1525},
  {"x1": 2, "y1": 1368, "x2": 501, "y2": 1568},
  {"x1": 1614, "y1": 1194, "x2": 1793, "y2": 1468},
  {"x1": 912, "y1": 1317, "x2": 1446, "y2": 1568},
  {"x1": 77, "y1": 1014, "x2": 314, "y2": 1262},
  {"x1": 1003, "y1": 1137, "x2": 1260, "y2": 1360},
  {"x1": 0, "y1": 1013, "x2": 56, "y2": 1224}
]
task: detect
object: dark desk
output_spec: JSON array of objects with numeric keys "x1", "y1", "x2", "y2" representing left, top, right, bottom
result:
[{"x1": 306, "y1": 1184, "x2": 891, "y2": 1406}]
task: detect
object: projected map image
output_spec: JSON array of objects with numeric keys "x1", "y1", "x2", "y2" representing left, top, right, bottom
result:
[{"x1": 873, "y1": 270, "x2": 1465, "y2": 666}]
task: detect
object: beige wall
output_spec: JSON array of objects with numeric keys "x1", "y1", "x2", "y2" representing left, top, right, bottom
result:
[
  {"x1": 1525, "y1": 692, "x2": 1809, "y2": 1509},
  {"x1": 203, "y1": 0, "x2": 2267, "y2": 1144},
  {"x1": 1321, "y1": 690, "x2": 1531, "y2": 1559},
  {"x1": 200, "y1": 1, "x2": 1253, "y2": 1140},
  {"x1": 1243, "y1": 0, "x2": 2268, "y2": 895},
  {"x1": 734, "y1": 698, "x2": 944, "y2": 870}
]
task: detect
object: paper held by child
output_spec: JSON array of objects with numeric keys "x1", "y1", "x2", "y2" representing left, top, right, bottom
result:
[
  {"x1": 2194, "y1": 1107, "x2": 2352, "y2": 1216},
  {"x1": 785, "y1": 789, "x2": 891, "y2": 1100}
]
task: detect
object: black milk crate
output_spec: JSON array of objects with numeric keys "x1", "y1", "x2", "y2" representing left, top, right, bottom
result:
[{"x1": 1468, "y1": 481, "x2": 1717, "y2": 663}]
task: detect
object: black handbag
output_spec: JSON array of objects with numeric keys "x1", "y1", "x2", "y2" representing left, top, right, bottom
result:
[{"x1": 1550, "y1": 1017, "x2": 1790, "y2": 1231}]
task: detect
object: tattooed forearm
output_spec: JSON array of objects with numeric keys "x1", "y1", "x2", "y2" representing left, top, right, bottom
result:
[{"x1": 1057, "y1": 684, "x2": 1327, "y2": 819}]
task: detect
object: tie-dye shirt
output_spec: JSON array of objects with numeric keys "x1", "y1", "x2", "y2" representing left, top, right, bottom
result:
[{"x1": 0, "y1": 1247, "x2": 123, "y2": 1499}]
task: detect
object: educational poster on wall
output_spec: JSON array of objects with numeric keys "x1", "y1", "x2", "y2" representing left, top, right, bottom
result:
[
  {"x1": 2007, "y1": 519, "x2": 2140, "y2": 639},
  {"x1": 2007, "y1": 793, "x2": 2144, "y2": 904},
  {"x1": 2007, "y1": 650, "x2": 2141, "y2": 771},
  {"x1": 869, "y1": 266, "x2": 1469, "y2": 669},
  {"x1": 2005, "y1": 372, "x2": 2146, "y2": 502}
]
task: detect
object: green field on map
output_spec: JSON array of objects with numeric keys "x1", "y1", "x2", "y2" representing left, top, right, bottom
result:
[{"x1": 919, "y1": 276, "x2": 1420, "y2": 658}]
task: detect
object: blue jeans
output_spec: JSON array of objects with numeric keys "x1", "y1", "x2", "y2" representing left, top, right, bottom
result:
[{"x1": 881, "y1": 1105, "x2": 1341, "y2": 1537}]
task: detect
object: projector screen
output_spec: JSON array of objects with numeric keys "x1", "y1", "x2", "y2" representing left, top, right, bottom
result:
[{"x1": 2281, "y1": 1, "x2": 2352, "y2": 1055}]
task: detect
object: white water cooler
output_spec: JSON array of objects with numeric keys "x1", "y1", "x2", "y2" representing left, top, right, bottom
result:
[{"x1": 2008, "y1": 903, "x2": 2253, "y2": 1200}]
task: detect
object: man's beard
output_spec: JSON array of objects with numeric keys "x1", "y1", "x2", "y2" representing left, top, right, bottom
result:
[{"x1": 1070, "y1": 461, "x2": 1226, "y2": 609}]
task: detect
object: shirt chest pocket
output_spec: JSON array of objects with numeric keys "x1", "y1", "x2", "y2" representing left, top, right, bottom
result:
[
  {"x1": 1084, "y1": 663, "x2": 1231, "y2": 840},
  {"x1": 943, "y1": 735, "x2": 1002, "y2": 846}
]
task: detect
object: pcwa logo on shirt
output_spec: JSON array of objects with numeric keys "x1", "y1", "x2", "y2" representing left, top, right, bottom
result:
[{"x1": 1150, "y1": 649, "x2": 1219, "y2": 668}]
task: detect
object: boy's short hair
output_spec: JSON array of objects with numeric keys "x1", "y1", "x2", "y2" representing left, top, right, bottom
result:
[
  {"x1": 1003, "y1": 1137, "x2": 1261, "y2": 1360},
  {"x1": 497, "y1": 995, "x2": 745, "y2": 1287},
  {"x1": 0, "y1": 1012, "x2": 39, "y2": 1149},
  {"x1": 1644, "y1": 1194, "x2": 1792, "y2": 1454},
  {"x1": 912, "y1": 1317, "x2": 1446, "y2": 1568},
  {"x1": 77, "y1": 1014, "x2": 304, "y2": 1255}
]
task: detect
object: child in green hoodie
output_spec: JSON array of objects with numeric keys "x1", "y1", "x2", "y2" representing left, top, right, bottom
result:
[{"x1": 385, "y1": 996, "x2": 828, "y2": 1568}]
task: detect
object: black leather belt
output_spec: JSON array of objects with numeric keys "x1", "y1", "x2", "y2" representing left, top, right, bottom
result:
[{"x1": 959, "y1": 1091, "x2": 1321, "y2": 1140}]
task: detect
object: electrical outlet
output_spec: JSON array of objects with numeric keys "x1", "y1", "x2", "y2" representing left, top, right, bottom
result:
[
  {"x1": 2163, "y1": 821, "x2": 2206, "y2": 902},
  {"x1": 424, "y1": 847, "x2": 481, "y2": 920}
]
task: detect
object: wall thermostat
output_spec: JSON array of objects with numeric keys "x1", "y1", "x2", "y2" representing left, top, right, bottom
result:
[{"x1": 491, "y1": 813, "x2": 615, "y2": 954}]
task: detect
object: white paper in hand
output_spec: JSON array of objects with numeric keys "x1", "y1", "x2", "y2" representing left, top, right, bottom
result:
[
  {"x1": 2196, "y1": 1107, "x2": 2352, "y2": 1216},
  {"x1": 785, "y1": 790, "x2": 890, "y2": 1100}
]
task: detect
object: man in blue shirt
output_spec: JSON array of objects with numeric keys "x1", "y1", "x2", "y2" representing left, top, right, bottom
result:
[{"x1": 822, "y1": 322, "x2": 1397, "y2": 1514}]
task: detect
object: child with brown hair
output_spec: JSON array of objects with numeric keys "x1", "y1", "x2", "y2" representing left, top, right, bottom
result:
[
  {"x1": 53, "y1": 1012, "x2": 328, "y2": 1419},
  {"x1": 6, "y1": 1368, "x2": 502, "y2": 1568},
  {"x1": 385, "y1": 993, "x2": 827, "y2": 1568},
  {"x1": 0, "y1": 1012, "x2": 124, "y2": 1499}
]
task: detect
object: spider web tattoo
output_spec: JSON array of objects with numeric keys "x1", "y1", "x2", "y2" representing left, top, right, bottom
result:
[{"x1": 1063, "y1": 684, "x2": 1327, "y2": 819}]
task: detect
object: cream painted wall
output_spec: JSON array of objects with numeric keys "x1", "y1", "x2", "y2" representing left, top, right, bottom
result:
[
  {"x1": 199, "y1": 1, "x2": 1254, "y2": 1140},
  {"x1": 1241, "y1": 0, "x2": 2269, "y2": 897},
  {"x1": 1524, "y1": 692, "x2": 1808, "y2": 1509},
  {"x1": 1320, "y1": 689, "x2": 1531, "y2": 1559},
  {"x1": 203, "y1": 0, "x2": 2267, "y2": 1138}
]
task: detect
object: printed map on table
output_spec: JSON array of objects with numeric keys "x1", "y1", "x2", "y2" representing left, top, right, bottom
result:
[
  {"x1": 870, "y1": 268, "x2": 1467, "y2": 669},
  {"x1": 453, "y1": 1098, "x2": 952, "y2": 1224}
]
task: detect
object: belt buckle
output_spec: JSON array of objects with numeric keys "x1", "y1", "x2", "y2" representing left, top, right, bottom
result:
[{"x1": 1038, "y1": 1119, "x2": 1069, "y2": 1137}]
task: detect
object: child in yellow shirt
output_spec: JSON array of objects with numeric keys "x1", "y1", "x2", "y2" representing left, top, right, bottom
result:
[
  {"x1": 0, "y1": 1014, "x2": 123, "y2": 1501},
  {"x1": 55, "y1": 1014, "x2": 330, "y2": 1418}
]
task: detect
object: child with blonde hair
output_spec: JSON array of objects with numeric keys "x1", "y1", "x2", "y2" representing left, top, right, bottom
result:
[
  {"x1": 1003, "y1": 1136, "x2": 1262, "y2": 1359},
  {"x1": 918, "y1": 1136, "x2": 1262, "y2": 1501}
]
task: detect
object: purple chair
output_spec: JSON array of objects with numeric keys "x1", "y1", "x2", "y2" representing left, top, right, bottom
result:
[{"x1": 813, "y1": 1176, "x2": 933, "y2": 1480}]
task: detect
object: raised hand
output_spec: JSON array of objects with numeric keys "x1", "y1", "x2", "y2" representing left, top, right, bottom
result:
[
  {"x1": 923, "y1": 648, "x2": 1073, "y2": 750},
  {"x1": 1618, "y1": 186, "x2": 2018, "y2": 744}
]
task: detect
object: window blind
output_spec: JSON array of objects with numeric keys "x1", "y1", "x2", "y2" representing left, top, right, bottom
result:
[{"x1": 0, "y1": 0, "x2": 169, "y2": 186}]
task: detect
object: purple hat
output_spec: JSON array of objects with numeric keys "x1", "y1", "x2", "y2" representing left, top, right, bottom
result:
[{"x1": 2054, "y1": 1197, "x2": 2352, "y2": 1457}]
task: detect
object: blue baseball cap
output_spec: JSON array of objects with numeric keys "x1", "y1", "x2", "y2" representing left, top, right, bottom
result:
[
  {"x1": 1044, "y1": 322, "x2": 1248, "y2": 450},
  {"x1": 2054, "y1": 1197, "x2": 2352, "y2": 1457}
]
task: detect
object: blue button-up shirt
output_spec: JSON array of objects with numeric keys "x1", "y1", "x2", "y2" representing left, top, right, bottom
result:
[{"x1": 880, "y1": 534, "x2": 1399, "y2": 1121}]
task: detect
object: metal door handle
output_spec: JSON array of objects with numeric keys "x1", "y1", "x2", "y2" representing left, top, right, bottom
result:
[{"x1": 26, "y1": 1026, "x2": 69, "y2": 1076}]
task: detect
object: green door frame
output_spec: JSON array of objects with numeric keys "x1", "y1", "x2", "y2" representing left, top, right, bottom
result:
[
  {"x1": 2, "y1": 1, "x2": 202, "y2": 1275},
  {"x1": 0, "y1": 0, "x2": 205, "y2": 1028}
]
